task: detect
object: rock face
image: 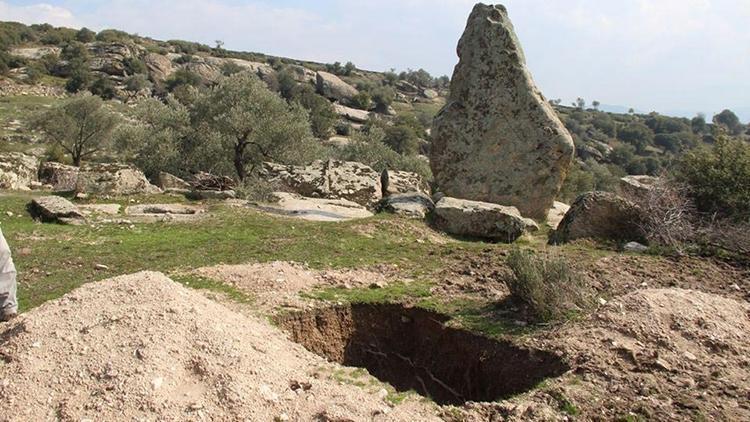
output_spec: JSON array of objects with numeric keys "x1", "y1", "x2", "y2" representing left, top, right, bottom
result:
[
  {"x1": 316, "y1": 71, "x2": 359, "y2": 103},
  {"x1": 75, "y1": 164, "x2": 161, "y2": 196},
  {"x1": 28, "y1": 196, "x2": 84, "y2": 224},
  {"x1": 432, "y1": 197, "x2": 529, "y2": 242},
  {"x1": 430, "y1": 4, "x2": 574, "y2": 219},
  {"x1": 262, "y1": 160, "x2": 382, "y2": 207},
  {"x1": 39, "y1": 161, "x2": 79, "y2": 192},
  {"x1": 144, "y1": 53, "x2": 175, "y2": 83},
  {"x1": 0, "y1": 153, "x2": 39, "y2": 191},
  {"x1": 550, "y1": 192, "x2": 646, "y2": 244},
  {"x1": 380, "y1": 193, "x2": 435, "y2": 219}
]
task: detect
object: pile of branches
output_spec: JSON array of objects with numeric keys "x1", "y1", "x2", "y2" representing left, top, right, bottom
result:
[{"x1": 190, "y1": 172, "x2": 236, "y2": 191}]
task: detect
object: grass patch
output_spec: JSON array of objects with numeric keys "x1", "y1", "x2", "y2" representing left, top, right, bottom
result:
[
  {"x1": 171, "y1": 274, "x2": 254, "y2": 303},
  {"x1": 303, "y1": 279, "x2": 433, "y2": 304},
  {"x1": 0, "y1": 193, "x2": 462, "y2": 312}
]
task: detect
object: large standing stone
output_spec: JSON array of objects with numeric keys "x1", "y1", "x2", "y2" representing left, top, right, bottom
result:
[{"x1": 431, "y1": 4, "x2": 574, "y2": 219}]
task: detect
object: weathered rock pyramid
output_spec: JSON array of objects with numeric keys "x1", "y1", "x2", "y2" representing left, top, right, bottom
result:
[{"x1": 431, "y1": 3, "x2": 574, "y2": 219}]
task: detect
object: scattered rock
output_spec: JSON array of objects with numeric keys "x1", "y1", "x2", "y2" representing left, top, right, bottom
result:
[
  {"x1": 0, "y1": 152, "x2": 39, "y2": 191},
  {"x1": 27, "y1": 196, "x2": 84, "y2": 224},
  {"x1": 432, "y1": 197, "x2": 529, "y2": 242},
  {"x1": 624, "y1": 242, "x2": 649, "y2": 253},
  {"x1": 316, "y1": 71, "x2": 359, "y2": 104},
  {"x1": 333, "y1": 103, "x2": 370, "y2": 123},
  {"x1": 38, "y1": 161, "x2": 79, "y2": 192},
  {"x1": 261, "y1": 160, "x2": 382, "y2": 207},
  {"x1": 254, "y1": 192, "x2": 373, "y2": 222},
  {"x1": 421, "y1": 88, "x2": 439, "y2": 99},
  {"x1": 430, "y1": 4, "x2": 574, "y2": 219},
  {"x1": 550, "y1": 192, "x2": 646, "y2": 244},
  {"x1": 379, "y1": 193, "x2": 435, "y2": 219},
  {"x1": 75, "y1": 163, "x2": 162, "y2": 196}
]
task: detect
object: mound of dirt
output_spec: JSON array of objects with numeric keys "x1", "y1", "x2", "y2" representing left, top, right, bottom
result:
[
  {"x1": 546, "y1": 288, "x2": 750, "y2": 420},
  {"x1": 0, "y1": 272, "x2": 439, "y2": 421}
]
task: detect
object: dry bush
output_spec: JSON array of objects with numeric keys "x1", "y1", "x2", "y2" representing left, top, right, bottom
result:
[
  {"x1": 624, "y1": 178, "x2": 696, "y2": 253},
  {"x1": 698, "y1": 218, "x2": 750, "y2": 260},
  {"x1": 506, "y1": 248, "x2": 592, "y2": 322}
]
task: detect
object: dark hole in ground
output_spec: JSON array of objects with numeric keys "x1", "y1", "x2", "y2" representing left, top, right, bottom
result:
[{"x1": 277, "y1": 303, "x2": 569, "y2": 405}]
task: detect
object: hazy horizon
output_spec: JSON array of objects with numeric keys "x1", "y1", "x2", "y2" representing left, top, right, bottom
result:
[{"x1": 1, "y1": 0, "x2": 748, "y2": 122}]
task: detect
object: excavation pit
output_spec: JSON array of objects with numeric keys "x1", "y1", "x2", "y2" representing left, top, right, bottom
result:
[{"x1": 278, "y1": 303, "x2": 569, "y2": 405}]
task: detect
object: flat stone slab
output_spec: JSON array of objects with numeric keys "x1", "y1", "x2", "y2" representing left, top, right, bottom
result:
[
  {"x1": 28, "y1": 196, "x2": 84, "y2": 224},
  {"x1": 253, "y1": 192, "x2": 373, "y2": 222},
  {"x1": 78, "y1": 204, "x2": 122, "y2": 216},
  {"x1": 432, "y1": 196, "x2": 529, "y2": 242},
  {"x1": 125, "y1": 204, "x2": 204, "y2": 216}
]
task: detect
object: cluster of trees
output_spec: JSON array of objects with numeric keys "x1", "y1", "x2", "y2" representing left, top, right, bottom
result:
[{"x1": 34, "y1": 70, "x2": 432, "y2": 189}]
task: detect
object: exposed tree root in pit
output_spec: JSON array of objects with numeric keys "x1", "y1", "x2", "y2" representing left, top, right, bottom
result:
[{"x1": 277, "y1": 303, "x2": 569, "y2": 405}]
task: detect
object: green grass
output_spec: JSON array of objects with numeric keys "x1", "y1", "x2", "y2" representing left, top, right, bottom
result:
[
  {"x1": 0, "y1": 193, "x2": 467, "y2": 311},
  {"x1": 171, "y1": 274, "x2": 254, "y2": 304},
  {"x1": 302, "y1": 279, "x2": 433, "y2": 304}
]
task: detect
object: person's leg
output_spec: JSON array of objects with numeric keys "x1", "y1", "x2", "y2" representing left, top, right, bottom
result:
[{"x1": 0, "y1": 264, "x2": 18, "y2": 321}]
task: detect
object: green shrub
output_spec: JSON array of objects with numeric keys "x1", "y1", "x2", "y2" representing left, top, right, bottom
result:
[
  {"x1": 123, "y1": 57, "x2": 147, "y2": 75},
  {"x1": 291, "y1": 85, "x2": 336, "y2": 139},
  {"x1": 65, "y1": 61, "x2": 92, "y2": 93},
  {"x1": 96, "y1": 29, "x2": 131, "y2": 43},
  {"x1": 89, "y1": 76, "x2": 117, "y2": 99},
  {"x1": 676, "y1": 136, "x2": 750, "y2": 218},
  {"x1": 506, "y1": 248, "x2": 591, "y2": 322},
  {"x1": 75, "y1": 27, "x2": 96, "y2": 43},
  {"x1": 350, "y1": 91, "x2": 372, "y2": 110},
  {"x1": 165, "y1": 69, "x2": 202, "y2": 91}
]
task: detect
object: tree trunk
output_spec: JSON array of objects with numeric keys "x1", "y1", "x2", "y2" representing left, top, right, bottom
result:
[
  {"x1": 73, "y1": 154, "x2": 82, "y2": 167},
  {"x1": 234, "y1": 141, "x2": 246, "y2": 181}
]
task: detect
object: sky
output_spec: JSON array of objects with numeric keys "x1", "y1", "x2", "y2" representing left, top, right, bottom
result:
[{"x1": 1, "y1": 0, "x2": 749, "y2": 121}]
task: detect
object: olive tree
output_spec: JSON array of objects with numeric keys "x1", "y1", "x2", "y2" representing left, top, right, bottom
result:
[
  {"x1": 34, "y1": 95, "x2": 119, "y2": 166},
  {"x1": 193, "y1": 72, "x2": 315, "y2": 180}
]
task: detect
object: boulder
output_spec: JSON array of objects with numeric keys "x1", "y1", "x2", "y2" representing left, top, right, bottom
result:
[
  {"x1": 430, "y1": 4, "x2": 575, "y2": 219},
  {"x1": 549, "y1": 192, "x2": 646, "y2": 244},
  {"x1": 255, "y1": 192, "x2": 373, "y2": 222},
  {"x1": 183, "y1": 61, "x2": 222, "y2": 83},
  {"x1": 38, "y1": 161, "x2": 79, "y2": 192},
  {"x1": 380, "y1": 193, "x2": 434, "y2": 219},
  {"x1": 619, "y1": 175, "x2": 660, "y2": 198},
  {"x1": 333, "y1": 104, "x2": 370, "y2": 123},
  {"x1": 261, "y1": 160, "x2": 381, "y2": 207},
  {"x1": 75, "y1": 163, "x2": 162, "y2": 196},
  {"x1": 27, "y1": 196, "x2": 84, "y2": 224},
  {"x1": 316, "y1": 71, "x2": 358, "y2": 103},
  {"x1": 546, "y1": 201, "x2": 570, "y2": 230},
  {"x1": 157, "y1": 172, "x2": 191, "y2": 193},
  {"x1": 0, "y1": 153, "x2": 39, "y2": 191},
  {"x1": 380, "y1": 169, "x2": 430, "y2": 197},
  {"x1": 144, "y1": 53, "x2": 175, "y2": 82},
  {"x1": 421, "y1": 88, "x2": 439, "y2": 99},
  {"x1": 432, "y1": 197, "x2": 529, "y2": 242},
  {"x1": 396, "y1": 80, "x2": 419, "y2": 94}
]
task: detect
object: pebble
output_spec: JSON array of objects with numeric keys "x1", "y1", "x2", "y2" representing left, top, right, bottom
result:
[
  {"x1": 151, "y1": 377, "x2": 163, "y2": 390},
  {"x1": 95, "y1": 264, "x2": 109, "y2": 271}
]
